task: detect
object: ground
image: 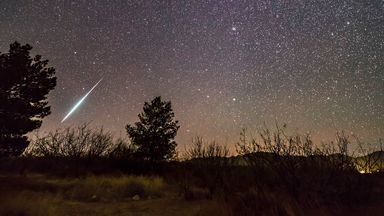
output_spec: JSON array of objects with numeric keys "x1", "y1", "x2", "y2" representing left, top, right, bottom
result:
[
  {"x1": 0, "y1": 174, "x2": 224, "y2": 216},
  {"x1": 1, "y1": 174, "x2": 383, "y2": 216}
]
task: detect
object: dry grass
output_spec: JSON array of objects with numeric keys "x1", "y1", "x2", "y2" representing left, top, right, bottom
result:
[
  {"x1": 0, "y1": 175, "x2": 224, "y2": 216},
  {"x1": 0, "y1": 173, "x2": 383, "y2": 216},
  {"x1": 0, "y1": 191, "x2": 58, "y2": 216},
  {"x1": 50, "y1": 175, "x2": 165, "y2": 201}
]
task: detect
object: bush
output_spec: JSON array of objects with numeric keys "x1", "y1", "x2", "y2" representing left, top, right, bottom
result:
[
  {"x1": 235, "y1": 124, "x2": 363, "y2": 202},
  {"x1": 27, "y1": 124, "x2": 134, "y2": 159},
  {"x1": 181, "y1": 137, "x2": 230, "y2": 199}
]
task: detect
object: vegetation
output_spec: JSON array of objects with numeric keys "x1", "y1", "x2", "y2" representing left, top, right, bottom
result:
[
  {"x1": 0, "y1": 42, "x2": 56, "y2": 157},
  {"x1": 28, "y1": 123, "x2": 133, "y2": 159},
  {"x1": 126, "y1": 96, "x2": 180, "y2": 162},
  {"x1": 49, "y1": 175, "x2": 164, "y2": 201},
  {"x1": 0, "y1": 191, "x2": 58, "y2": 216},
  {"x1": 0, "y1": 124, "x2": 384, "y2": 215},
  {"x1": 0, "y1": 175, "x2": 165, "y2": 216}
]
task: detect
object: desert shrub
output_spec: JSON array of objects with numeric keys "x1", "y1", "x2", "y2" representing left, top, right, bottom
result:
[
  {"x1": 185, "y1": 136, "x2": 229, "y2": 160},
  {"x1": 27, "y1": 124, "x2": 134, "y2": 159},
  {"x1": 106, "y1": 138, "x2": 136, "y2": 159},
  {"x1": 182, "y1": 137, "x2": 230, "y2": 199},
  {"x1": 236, "y1": 124, "x2": 359, "y2": 203}
]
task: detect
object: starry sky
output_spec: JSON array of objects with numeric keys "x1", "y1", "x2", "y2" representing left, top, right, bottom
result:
[{"x1": 1, "y1": 0, "x2": 383, "y2": 150}]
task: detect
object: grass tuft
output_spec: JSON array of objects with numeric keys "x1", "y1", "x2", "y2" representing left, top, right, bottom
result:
[{"x1": 48, "y1": 175, "x2": 164, "y2": 201}]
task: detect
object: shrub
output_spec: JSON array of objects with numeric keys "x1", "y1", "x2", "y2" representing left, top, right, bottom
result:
[
  {"x1": 27, "y1": 124, "x2": 133, "y2": 159},
  {"x1": 236, "y1": 124, "x2": 358, "y2": 201},
  {"x1": 182, "y1": 137, "x2": 230, "y2": 199}
]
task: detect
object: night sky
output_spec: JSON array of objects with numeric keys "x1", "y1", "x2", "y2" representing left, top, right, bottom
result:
[{"x1": 1, "y1": 0, "x2": 383, "y2": 150}]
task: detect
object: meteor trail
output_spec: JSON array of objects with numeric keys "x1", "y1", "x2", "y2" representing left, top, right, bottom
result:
[{"x1": 61, "y1": 78, "x2": 103, "y2": 123}]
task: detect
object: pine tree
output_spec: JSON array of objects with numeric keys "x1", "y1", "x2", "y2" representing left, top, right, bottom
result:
[
  {"x1": 126, "y1": 96, "x2": 179, "y2": 161},
  {"x1": 0, "y1": 42, "x2": 56, "y2": 156}
]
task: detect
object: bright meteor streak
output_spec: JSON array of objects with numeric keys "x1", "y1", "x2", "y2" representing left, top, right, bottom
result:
[{"x1": 61, "y1": 79, "x2": 103, "y2": 123}]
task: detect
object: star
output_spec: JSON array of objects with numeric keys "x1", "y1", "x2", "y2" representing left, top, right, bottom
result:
[{"x1": 1, "y1": 0, "x2": 381, "y2": 147}]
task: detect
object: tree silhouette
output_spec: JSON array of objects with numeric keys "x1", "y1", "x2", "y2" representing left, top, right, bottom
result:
[
  {"x1": 0, "y1": 42, "x2": 56, "y2": 157},
  {"x1": 126, "y1": 96, "x2": 179, "y2": 161}
]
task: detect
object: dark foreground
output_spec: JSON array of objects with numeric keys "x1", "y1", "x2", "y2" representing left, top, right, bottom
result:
[{"x1": 0, "y1": 158, "x2": 383, "y2": 216}]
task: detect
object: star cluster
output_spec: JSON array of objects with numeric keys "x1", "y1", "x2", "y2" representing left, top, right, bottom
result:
[{"x1": 1, "y1": 0, "x2": 383, "y2": 149}]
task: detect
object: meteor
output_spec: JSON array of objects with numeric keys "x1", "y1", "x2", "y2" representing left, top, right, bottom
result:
[{"x1": 61, "y1": 78, "x2": 103, "y2": 123}]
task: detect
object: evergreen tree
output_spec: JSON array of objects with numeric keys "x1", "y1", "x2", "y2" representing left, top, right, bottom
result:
[
  {"x1": 126, "y1": 96, "x2": 179, "y2": 161},
  {"x1": 0, "y1": 42, "x2": 56, "y2": 156}
]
